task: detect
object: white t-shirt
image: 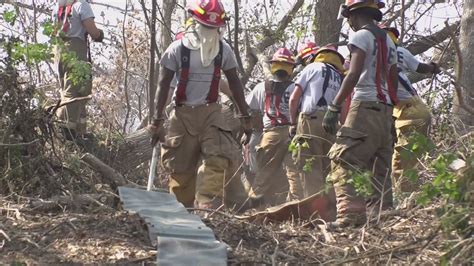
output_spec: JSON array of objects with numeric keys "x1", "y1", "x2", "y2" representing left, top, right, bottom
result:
[
  {"x1": 52, "y1": 0, "x2": 95, "y2": 41},
  {"x1": 160, "y1": 40, "x2": 238, "y2": 106},
  {"x1": 396, "y1": 47, "x2": 421, "y2": 100},
  {"x1": 294, "y1": 62, "x2": 343, "y2": 114},
  {"x1": 349, "y1": 29, "x2": 398, "y2": 104},
  {"x1": 246, "y1": 80, "x2": 295, "y2": 129}
]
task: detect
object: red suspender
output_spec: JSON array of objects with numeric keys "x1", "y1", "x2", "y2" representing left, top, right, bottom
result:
[
  {"x1": 264, "y1": 80, "x2": 290, "y2": 127},
  {"x1": 175, "y1": 41, "x2": 223, "y2": 105},
  {"x1": 62, "y1": 4, "x2": 74, "y2": 32},
  {"x1": 375, "y1": 38, "x2": 387, "y2": 103},
  {"x1": 207, "y1": 41, "x2": 223, "y2": 103},
  {"x1": 364, "y1": 25, "x2": 398, "y2": 105},
  {"x1": 176, "y1": 41, "x2": 190, "y2": 105},
  {"x1": 56, "y1": 1, "x2": 76, "y2": 35},
  {"x1": 382, "y1": 42, "x2": 398, "y2": 105}
]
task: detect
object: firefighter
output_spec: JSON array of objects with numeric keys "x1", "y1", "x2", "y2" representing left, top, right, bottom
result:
[
  {"x1": 323, "y1": 0, "x2": 398, "y2": 228},
  {"x1": 288, "y1": 46, "x2": 345, "y2": 215},
  {"x1": 295, "y1": 42, "x2": 320, "y2": 68},
  {"x1": 53, "y1": 0, "x2": 104, "y2": 140},
  {"x1": 208, "y1": 79, "x2": 257, "y2": 211},
  {"x1": 381, "y1": 25, "x2": 440, "y2": 194},
  {"x1": 246, "y1": 48, "x2": 304, "y2": 206},
  {"x1": 148, "y1": 0, "x2": 253, "y2": 209}
]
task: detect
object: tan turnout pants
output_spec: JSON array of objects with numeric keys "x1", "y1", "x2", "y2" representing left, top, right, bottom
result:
[
  {"x1": 197, "y1": 98, "x2": 255, "y2": 210},
  {"x1": 294, "y1": 111, "x2": 337, "y2": 218},
  {"x1": 328, "y1": 101, "x2": 394, "y2": 225},
  {"x1": 392, "y1": 96, "x2": 431, "y2": 193},
  {"x1": 295, "y1": 111, "x2": 336, "y2": 197},
  {"x1": 55, "y1": 37, "x2": 92, "y2": 134},
  {"x1": 161, "y1": 103, "x2": 235, "y2": 207},
  {"x1": 255, "y1": 126, "x2": 304, "y2": 206}
]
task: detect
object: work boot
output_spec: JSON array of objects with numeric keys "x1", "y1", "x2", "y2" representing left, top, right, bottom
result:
[
  {"x1": 326, "y1": 212, "x2": 367, "y2": 230},
  {"x1": 195, "y1": 197, "x2": 223, "y2": 210}
]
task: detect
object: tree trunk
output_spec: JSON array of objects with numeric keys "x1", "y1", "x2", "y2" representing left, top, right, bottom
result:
[
  {"x1": 160, "y1": 0, "x2": 176, "y2": 50},
  {"x1": 453, "y1": 0, "x2": 474, "y2": 128},
  {"x1": 148, "y1": 0, "x2": 157, "y2": 124},
  {"x1": 313, "y1": 0, "x2": 344, "y2": 45}
]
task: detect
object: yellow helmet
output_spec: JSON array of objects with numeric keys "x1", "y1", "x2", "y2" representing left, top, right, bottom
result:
[
  {"x1": 314, "y1": 45, "x2": 345, "y2": 73},
  {"x1": 380, "y1": 24, "x2": 400, "y2": 45}
]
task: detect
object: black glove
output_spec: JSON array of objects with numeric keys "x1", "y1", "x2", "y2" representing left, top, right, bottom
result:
[
  {"x1": 431, "y1": 62, "x2": 441, "y2": 74},
  {"x1": 94, "y1": 29, "x2": 104, "y2": 42},
  {"x1": 288, "y1": 125, "x2": 297, "y2": 139},
  {"x1": 322, "y1": 104, "x2": 340, "y2": 135}
]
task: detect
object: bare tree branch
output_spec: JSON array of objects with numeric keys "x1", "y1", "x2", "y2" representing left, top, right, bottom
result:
[
  {"x1": 406, "y1": 21, "x2": 460, "y2": 56},
  {"x1": 233, "y1": 0, "x2": 245, "y2": 75},
  {"x1": 148, "y1": 0, "x2": 157, "y2": 124},
  {"x1": 242, "y1": 0, "x2": 304, "y2": 86}
]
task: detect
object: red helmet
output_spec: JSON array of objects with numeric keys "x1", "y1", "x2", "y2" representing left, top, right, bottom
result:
[
  {"x1": 314, "y1": 45, "x2": 345, "y2": 65},
  {"x1": 270, "y1": 48, "x2": 296, "y2": 65},
  {"x1": 297, "y1": 42, "x2": 320, "y2": 61},
  {"x1": 187, "y1": 0, "x2": 227, "y2": 28},
  {"x1": 340, "y1": 0, "x2": 385, "y2": 21}
]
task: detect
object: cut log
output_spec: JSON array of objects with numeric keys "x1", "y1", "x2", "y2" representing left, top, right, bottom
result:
[
  {"x1": 115, "y1": 127, "x2": 153, "y2": 173},
  {"x1": 81, "y1": 153, "x2": 128, "y2": 187}
]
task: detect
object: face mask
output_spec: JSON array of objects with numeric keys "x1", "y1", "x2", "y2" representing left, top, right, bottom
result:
[{"x1": 274, "y1": 70, "x2": 289, "y2": 80}]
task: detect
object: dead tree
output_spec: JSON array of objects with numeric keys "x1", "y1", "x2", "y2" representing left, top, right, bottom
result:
[{"x1": 453, "y1": 0, "x2": 474, "y2": 128}]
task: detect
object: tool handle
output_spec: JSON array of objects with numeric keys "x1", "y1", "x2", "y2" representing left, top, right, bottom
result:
[{"x1": 147, "y1": 147, "x2": 158, "y2": 191}]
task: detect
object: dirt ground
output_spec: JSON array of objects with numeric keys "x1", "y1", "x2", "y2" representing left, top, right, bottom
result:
[
  {"x1": 0, "y1": 196, "x2": 155, "y2": 264},
  {"x1": 1, "y1": 191, "x2": 471, "y2": 265}
]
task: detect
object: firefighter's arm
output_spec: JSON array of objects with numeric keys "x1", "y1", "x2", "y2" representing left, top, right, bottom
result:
[
  {"x1": 224, "y1": 68, "x2": 253, "y2": 145},
  {"x1": 416, "y1": 62, "x2": 440, "y2": 74},
  {"x1": 389, "y1": 63, "x2": 399, "y2": 94},
  {"x1": 332, "y1": 47, "x2": 365, "y2": 106},
  {"x1": 289, "y1": 84, "x2": 303, "y2": 125},
  {"x1": 154, "y1": 67, "x2": 175, "y2": 121},
  {"x1": 224, "y1": 68, "x2": 250, "y2": 116},
  {"x1": 82, "y1": 18, "x2": 103, "y2": 42}
]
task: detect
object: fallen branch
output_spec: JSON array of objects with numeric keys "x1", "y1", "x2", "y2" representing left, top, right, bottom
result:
[
  {"x1": 0, "y1": 139, "x2": 40, "y2": 147},
  {"x1": 0, "y1": 229, "x2": 11, "y2": 242},
  {"x1": 81, "y1": 153, "x2": 128, "y2": 188},
  {"x1": 323, "y1": 230, "x2": 440, "y2": 264},
  {"x1": 28, "y1": 194, "x2": 113, "y2": 212}
]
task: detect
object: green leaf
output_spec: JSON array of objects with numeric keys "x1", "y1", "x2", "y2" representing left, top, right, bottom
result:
[
  {"x1": 3, "y1": 10, "x2": 17, "y2": 25},
  {"x1": 301, "y1": 141, "x2": 309, "y2": 149},
  {"x1": 42, "y1": 21, "x2": 55, "y2": 37}
]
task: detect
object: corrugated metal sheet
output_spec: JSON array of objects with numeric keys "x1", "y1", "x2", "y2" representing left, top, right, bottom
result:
[{"x1": 118, "y1": 187, "x2": 227, "y2": 266}]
